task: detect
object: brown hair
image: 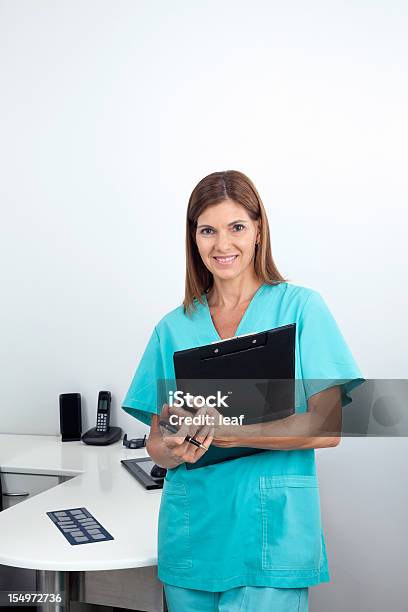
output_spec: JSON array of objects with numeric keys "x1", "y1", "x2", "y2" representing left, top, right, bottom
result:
[{"x1": 183, "y1": 170, "x2": 288, "y2": 315}]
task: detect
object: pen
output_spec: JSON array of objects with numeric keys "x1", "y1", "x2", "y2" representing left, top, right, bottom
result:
[{"x1": 159, "y1": 420, "x2": 208, "y2": 450}]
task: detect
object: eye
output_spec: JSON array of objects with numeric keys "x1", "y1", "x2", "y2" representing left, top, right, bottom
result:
[
  {"x1": 232, "y1": 223, "x2": 245, "y2": 231},
  {"x1": 199, "y1": 228, "x2": 215, "y2": 235}
]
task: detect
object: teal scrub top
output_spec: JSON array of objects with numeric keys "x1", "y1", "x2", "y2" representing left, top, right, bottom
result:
[{"x1": 122, "y1": 282, "x2": 364, "y2": 591}]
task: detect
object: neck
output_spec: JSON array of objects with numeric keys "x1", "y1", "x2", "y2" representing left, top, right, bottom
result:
[{"x1": 207, "y1": 272, "x2": 263, "y2": 309}]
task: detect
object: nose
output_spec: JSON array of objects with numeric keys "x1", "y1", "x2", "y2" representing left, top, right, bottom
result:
[{"x1": 214, "y1": 230, "x2": 233, "y2": 252}]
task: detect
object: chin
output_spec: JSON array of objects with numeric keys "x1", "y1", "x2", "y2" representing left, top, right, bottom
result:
[{"x1": 211, "y1": 268, "x2": 243, "y2": 281}]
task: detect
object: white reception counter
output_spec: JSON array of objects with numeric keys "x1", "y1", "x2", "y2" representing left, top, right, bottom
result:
[{"x1": 0, "y1": 434, "x2": 164, "y2": 611}]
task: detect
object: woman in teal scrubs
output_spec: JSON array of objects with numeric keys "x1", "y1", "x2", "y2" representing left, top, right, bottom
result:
[{"x1": 122, "y1": 170, "x2": 364, "y2": 612}]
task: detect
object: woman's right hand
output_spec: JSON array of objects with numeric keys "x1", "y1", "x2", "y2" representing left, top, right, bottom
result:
[{"x1": 147, "y1": 404, "x2": 214, "y2": 469}]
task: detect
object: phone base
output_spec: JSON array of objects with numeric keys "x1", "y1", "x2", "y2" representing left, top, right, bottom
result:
[{"x1": 81, "y1": 426, "x2": 122, "y2": 446}]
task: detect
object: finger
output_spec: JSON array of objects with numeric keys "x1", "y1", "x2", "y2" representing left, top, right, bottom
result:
[
  {"x1": 200, "y1": 429, "x2": 214, "y2": 450},
  {"x1": 196, "y1": 435, "x2": 212, "y2": 451},
  {"x1": 184, "y1": 427, "x2": 214, "y2": 461},
  {"x1": 170, "y1": 407, "x2": 208, "y2": 440},
  {"x1": 161, "y1": 421, "x2": 189, "y2": 447},
  {"x1": 168, "y1": 404, "x2": 194, "y2": 419},
  {"x1": 191, "y1": 424, "x2": 211, "y2": 443},
  {"x1": 171, "y1": 437, "x2": 198, "y2": 460},
  {"x1": 194, "y1": 420, "x2": 215, "y2": 442},
  {"x1": 160, "y1": 403, "x2": 170, "y2": 419},
  {"x1": 159, "y1": 402, "x2": 189, "y2": 442},
  {"x1": 162, "y1": 424, "x2": 192, "y2": 449},
  {"x1": 183, "y1": 440, "x2": 202, "y2": 463},
  {"x1": 163, "y1": 405, "x2": 210, "y2": 451},
  {"x1": 169, "y1": 406, "x2": 197, "y2": 420},
  {"x1": 185, "y1": 407, "x2": 210, "y2": 438}
]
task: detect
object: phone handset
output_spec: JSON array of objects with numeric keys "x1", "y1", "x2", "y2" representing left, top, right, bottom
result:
[
  {"x1": 81, "y1": 390, "x2": 121, "y2": 445},
  {"x1": 96, "y1": 391, "x2": 111, "y2": 433}
]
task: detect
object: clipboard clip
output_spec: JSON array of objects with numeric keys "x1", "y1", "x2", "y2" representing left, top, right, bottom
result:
[{"x1": 200, "y1": 331, "x2": 268, "y2": 360}]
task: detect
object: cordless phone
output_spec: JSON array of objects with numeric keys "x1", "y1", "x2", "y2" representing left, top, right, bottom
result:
[
  {"x1": 96, "y1": 391, "x2": 111, "y2": 433},
  {"x1": 81, "y1": 390, "x2": 122, "y2": 445}
]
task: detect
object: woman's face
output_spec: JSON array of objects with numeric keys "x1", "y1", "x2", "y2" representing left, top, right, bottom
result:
[{"x1": 195, "y1": 199, "x2": 260, "y2": 282}]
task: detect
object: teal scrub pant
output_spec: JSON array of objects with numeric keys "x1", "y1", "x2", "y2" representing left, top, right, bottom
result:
[{"x1": 163, "y1": 583, "x2": 309, "y2": 612}]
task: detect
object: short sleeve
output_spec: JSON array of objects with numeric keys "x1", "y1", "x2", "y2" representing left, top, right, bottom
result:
[
  {"x1": 121, "y1": 326, "x2": 167, "y2": 426},
  {"x1": 299, "y1": 291, "x2": 365, "y2": 408}
]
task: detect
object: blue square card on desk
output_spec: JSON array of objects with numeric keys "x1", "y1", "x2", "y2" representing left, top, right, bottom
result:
[{"x1": 47, "y1": 507, "x2": 114, "y2": 545}]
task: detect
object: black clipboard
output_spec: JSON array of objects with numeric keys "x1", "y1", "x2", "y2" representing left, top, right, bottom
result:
[{"x1": 172, "y1": 324, "x2": 296, "y2": 470}]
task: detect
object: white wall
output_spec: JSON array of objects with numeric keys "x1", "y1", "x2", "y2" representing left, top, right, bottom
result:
[
  {"x1": 0, "y1": 2, "x2": 407, "y2": 608},
  {"x1": 1, "y1": 0, "x2": 406, "y2": 437}
]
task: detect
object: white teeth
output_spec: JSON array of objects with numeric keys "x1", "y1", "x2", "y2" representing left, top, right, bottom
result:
[{"x1": 215, "y1": 256, "x2": 236, "y2": 263}]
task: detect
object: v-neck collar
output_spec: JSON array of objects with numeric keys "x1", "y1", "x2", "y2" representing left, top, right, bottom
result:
[{"x1": 202, "y1": 282, "x2": 267, "y2": 342}]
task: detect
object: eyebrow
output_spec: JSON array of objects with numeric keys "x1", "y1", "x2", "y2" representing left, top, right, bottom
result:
[{"x1": 196, "y1": 219, "x2": 247, "y2": 229}]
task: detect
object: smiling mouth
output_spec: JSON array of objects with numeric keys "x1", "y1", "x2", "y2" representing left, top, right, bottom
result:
[{"x1": 213, "y1": 255, "x2": 238, "y2": 264}]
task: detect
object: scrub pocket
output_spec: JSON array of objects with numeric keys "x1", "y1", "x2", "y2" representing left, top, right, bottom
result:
[
  {"x1": 259, "y1": 474, "x2": 322, "y2": 571},
  {"x1": 158, "y1": 479, "x2": 193, "y2": 569}
]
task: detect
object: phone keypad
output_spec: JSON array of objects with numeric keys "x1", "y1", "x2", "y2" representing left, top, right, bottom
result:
[{"x1": 96, "y1": 414, "x2": 108, "y2": 432}]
